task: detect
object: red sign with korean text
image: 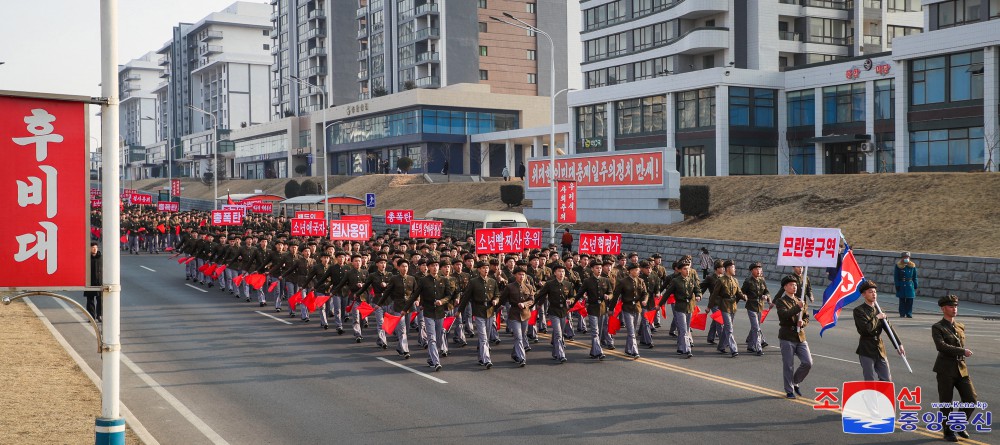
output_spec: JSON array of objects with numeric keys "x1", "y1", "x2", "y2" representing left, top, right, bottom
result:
[
  {"x1": 1, "y1": 94, "x2": 89, "y2": 289},
  {"x1": 121, "y1": 188, "x2": 135, "y2": 201},
  {"x1": 295, "y1": 211, "x2": 324, "y2": 219},
  {"x1": 385, "y1": 209, "x2": 414, "y2": 225},
  {"x1": 157, "y1": 201, "x2": 179, "y2": 213},
  {"x1": 250, "y1": 202, "x2": 273, "y2": 213},
  {"x1": 329, "y1": 220, "x2": 372, "y2": 241},
  {"x1": 776, "y1": 226, "x2": 841, "y2": 268},
  {"x1": 291, "y1": 218, "x2": 328, "y2": 237},
  {"x1": 129, "y1": 193, "x2": 153, "y2": 206},
  {"x1": 91, "y1": 199, "x2": 102, "y2": 208},
  {"x1": 90, "y1": 188, "x2": 101, "y2": 198},
  {"x1": 341, "y1": 214, "x2": 373, "y2": 225},
  {"x1": 556, "y1": 180, "x2": 577, "y2": 224},
  {"x1": 170, "y1": 179, "x2": 181, "y2": 197},
  {"x1": 474, "y1": 228, "x2": 542, "y2": 254},
  {"x1": 211, "y1": 209, "x2": 244, "y2": 226},
  {"x1": 409, "y1": 220, "x2": 442, "y2": 239},
  {"x1": 578, "y1": 232, "x2": 622, "y2": 255},
  {"x1": 527, "y1": 151, "x2": 664, "y2": 188}
]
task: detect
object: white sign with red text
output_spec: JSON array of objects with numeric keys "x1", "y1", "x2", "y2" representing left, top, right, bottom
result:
[
  {"x1": 157, "y1": 201, "x2": 179, "y2": 213},
  {"x1": 776, "y1": 226, "x2": 842, "y2": 268}
]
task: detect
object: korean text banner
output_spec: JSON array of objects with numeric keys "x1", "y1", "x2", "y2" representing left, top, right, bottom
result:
[
  {"x1": 776, "y1": 226, "x2": 842, "y2": 268},
  {"x1": 211, "y1": 210, "x2": 244, "y2": 226},
  {"x1": 250, "y1": 202, "x2": 273, "y2": 213},
  {"x1": 556, "y1": 180, "x2": 577, "y2": 224},
  {"x1": 409, "y1": 220, "x2": 442, "y2": 238},
  {"x1": 385, "y1": 209, "x2": 414, "y2": 225},
  {"x1": 527, "y1": 151, "x2": 663, "y2": 188},
  {"x1": 290, "y1": 218, "x2": 327, "y2": 237},
  {"x1": 578, "y1": 233, "x2": 622, "y2": 255},
  {"x1": 475, "y1": 228, "x2": 542, "y2": 254},
  {"x1": 295, "y1": 211, "x2": 324, "y2": 219},
  {"x1": 157, "y1": 201, "x2": 179, "y2": 212},
  {"x1": 1, "y1": 94, "x2": 88, "y2": 289},
  {"x1": 330, "y1": 220, "x2": 371, "y2": 241}
]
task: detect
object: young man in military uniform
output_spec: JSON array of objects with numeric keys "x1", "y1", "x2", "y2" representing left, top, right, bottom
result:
[
  {"x1": 662, "y1": 258, "x2": 701, "y2": 358},
  {"x1": 383, "y1": 259, "x2": 417, "y2": 358},
  {"x1": 578, "y1": 260, "x2": 610, "y2": 360},
  {"x1": 536, "y1": 264, "x2": 575, "y2": 363},
  {"x1": 457, "y1": 261, "x2": 500, "y2": 369},
  {"x1": 775, "y1": 276, "x2": 812, "y2": 398},
  {"x1": 500, "y1": 267, "x2": 534, "y2": 367},
  {"x1": 413, "y1": 261, "x2": 448, "y2": 372},
  {"x1": 638, "y1": 261, "x2": 661, "y2": 349},
  {"x1": 742, "y1": 262, "x2": 771, "y2": 356},
  {"x1": 932, "y1": 295, "x2": 977, "y2": 442},
  {"x1": 702, "y1": 259, "x2": 725, "y2": 345},
  {"x1": 852, "y1": 281, "x2": 904, "y2": 381},
  {"x1": 614, "y1": 262, "x2": 647, "y2": 359},
  {"x1": 713, "y1": 260, "x2": 746, "y2": 358},
  {"x1": 358, "y1": 256, "x2": 391, "y2": 347},
  {"x1": 334, "y1": 254, "x2": 369, "y2": 342}
]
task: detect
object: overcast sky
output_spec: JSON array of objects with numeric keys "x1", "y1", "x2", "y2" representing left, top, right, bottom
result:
[{"x1": 0, "y1": 0, "x2": 265, "y2": 145}]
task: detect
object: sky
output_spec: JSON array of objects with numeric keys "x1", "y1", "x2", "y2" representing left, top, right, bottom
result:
[{"x1": 0, "y1": 0, "x2": 262, "y2": 145}]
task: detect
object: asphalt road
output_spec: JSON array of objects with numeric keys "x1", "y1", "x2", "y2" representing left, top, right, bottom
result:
[{"x1": 25, "y1": 254, "x2": 1000, "y2": 445}]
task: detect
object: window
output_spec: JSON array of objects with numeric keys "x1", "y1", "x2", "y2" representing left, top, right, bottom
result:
[
  {"x1": 263, "y1": 29, "x2": 270, "y2": 36},
  {"x1": 478, "y1": 0, "x2": 487, "y2": 8},
  {"x1": 789, "y1": 146, "x2": 816, "y2": 175},
  {"x1": 478, "y1": 22, "x2": 487, "y2": 33},
  {"x1": 807, "y1": 18, "x2": 849, "y2": 45},
  {"x1": 479, "y1": 46, "x2": 488, "y2": 56},
  {"x1": 584, "y1": 0, "x2": 626, "y2": 30},
  {"x1": 730, "y1": 87, "x2": 750, "y2": 126},
  {"x1": 787, "y1": 90, "x2": 816, "y2": 127},
  {"x1": 585, "y1": 64, "x2": 627, "y2": 88},
  {"x1": 527, "y1": 73, "x2": 536, "y2": 84},
  {"x1": 616, "y1": 95, "x2": 664, "y2": 135},
  {"x1": 585, "y1": 32, "x2": 628, "y2": 62},
  {"x1": 263, "y1": 44, "x2": 270, "y2": 50},
  {"x1": 911, "y1": 51, "x2": 983, "y2": 105},
  {"x1": 479, "y1": 70, "x2": 488, "y2": 80},
  {"x1": 526, "y1": 2, "x2": 536, "y2": 13},
  {"x1": 730, "y1": 87, "x2": 775, "y2": 127},
  {"x1": 632, "y1": 0, "x2": 677, "y2": 18},
  {"x1": 576, "y1": 104, "x2": 607, "y2": 152},
  {"x1": 729, "y1": 146, "x2": 778, "y2": 175},
  {"x1": 910, "y1": 127, "x2": 984, "y2": 167},
  {"x1": 702, "y1": 54, "x2": 715, "y2": 69},
  {"x1": 887, "y1": 0, "x2": 921, "y2": 12},
  {"x1": 822, "y1": 83, "x2": 865, "y2": 124},
  {"x1": 874, "y1": 79, "x2": 894, "y2": 120},
  {"x1": 877, "y1": 139, "x2": 896, "y2": 172},
  {"x1": 682, "y1": 146, "x2": 705, "y2": 177},
  {"x1": 527, "y1": 50, "x2": 536, "y2": 60},
  {"x1": 676, "y1": 88, "x2": 715, "y2": 129},
  {"x1": 886, "y1": 25, "x2": 920, "y2": 47},
  {"x1": 933, "y1": 0, "x2": 983, "y2": 29},
  {"x1": 993, "y1": 0, "x2": 1000, "y2": 18}
]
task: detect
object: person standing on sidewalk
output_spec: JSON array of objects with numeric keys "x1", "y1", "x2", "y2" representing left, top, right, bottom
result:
[
  {"x1": 84, "y1": 242, "x2": 103, "y2": 323},
  {"x1": 894, "y1": 251, "x2": 918, "y2": 318}
]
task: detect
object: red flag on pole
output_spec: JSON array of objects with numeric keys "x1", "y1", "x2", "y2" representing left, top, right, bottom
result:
[
  {"x1": 267, "y1": 280, "x2": 280, "y2": 293},
  {"x1": 760, "y1": 308, "x2": 771, "y2": 323},
  {"x1": 608, "y1": 314, "x2": 622, "y2": 335},
  {"x1": 495, "y1": 311, "x2": 502, "y2": 330},
  {"x1": 612, "y1": 300, "x2": 623, "y2": 317},
  {"x1": 358, "y1": 302, "x2": 376, "y2": 319},
  {"x1": 654, "y1": 296, "x2": 663, "y2": 306},
  {"x1": 660, "y1": 304, "x2": 668, "y2": 318},
  {"x1": 233, "y1": 274, "x2": 245, "y2": 286},
  {"x1": 177, "y1": 256, "x2": 188, "y2": 264},
  {"x1": 443, "y1": 316, "x2": 456, "y2": 331},
  {"x1": 568, "y1": 300, "x2": 588, "y2": 317},
  {"x1": 383, "y1": 312, "x2": 402, "y2": 334},
  {"x1": 289, "y1": 290, "x2": 305, "y2": 307},
  {"x1": 345, "y1": 303, "x2": 355, "y2": 313},
  {"x1": 409, "y1": 311, "x2": 418, "y2": 323},
  {"x1": 710, "y1": 310, "x2": 723, "y2": 324},
  {"x1": 183, "y1": 257, "x2": 197, "y2": 265},
  {"x1": 211, "y1": 265, "x2": 227, "y2": 279},
  {"x1": 666, "y1": 294, "x2": 676, "y2": 305},
  {"x1": 643, "y1": 310, "x2": 657, "y2": 325},
  {"x1": 227, "y1": 193, "x2": 234, "y2": 205},
  {"x1": 691, "y1": 312, "x2": 708, "y2": 330},
  {"x1": 157, "y1": 224, "x2": 166, "y2": 234},
  {"x1": 528, "y1": 309, "x2": 538, "y2": 326},
  {"x1": 301, "y1": 291, "x2": 316, "y2": 311},
  {"x1": 120, "y1": 235, "x2": 128, "y2": 243}
]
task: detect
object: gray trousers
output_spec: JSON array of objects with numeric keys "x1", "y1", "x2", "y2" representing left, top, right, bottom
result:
[
  {"x1": 587, "y1": 314, "x2": 604, "y2": 357},
  {"x1": 639, "y1": 312, "x2": 654, "y2": 345},
  {"x1": 622, "y1": 312, "x2": 640, "y2": 356},
  {"x1": 780, "y1": 340, "x2": 813, "y2": 393},
  {"x1": 600, "y1": 314, "x2": 615, "y2": 347},
  {"x1": 351, "y1": 302, "x2": 363, "y2": 338},
  {"x1": 860, "y1": 355, "x2": 892, "y2": 382},
  {"x1": 392, "y1": 309, "x2": 409, "y2": 354},
  {"x1": 719, "y1": 311, "x2": 737, "y2": 353},
  {"x1": 549, "y1": 315, "x2": 567, "y2": 360},
  {"x1": 474, "y1": 317, "x2": 491, "y2": 364},
  {"x1": 707, "y1": 306, "x2": 721, "y2": 342},
  {"x1": 375, "y1": 305, "x2": 389, "y2": 346},
  {"x1": 746, "y1": 310, "x2": 762, "y2": 352},
  {"x1": 509, "y1": 319, "x2": 528, "y2": 363},
  {"x1": 424, "y1": 317, "x2": 443, "y2": 366},
  {"x1": 487, "y1": 312, "x2": 500, "y2": 342},
  {"x1": 669, "y1": 304, "x2": 678, "y2": 333},
  {"x1": 675, "y1": 311, "x2": 692, "y2": 354}
]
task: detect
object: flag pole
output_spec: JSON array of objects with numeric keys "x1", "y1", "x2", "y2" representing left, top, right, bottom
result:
[
  {"x1": 873, "y1": 300, "x2": 913, "y2": 373},
  {"x1": 796, "y1": 266, "x2": 807, "y2": 332}
]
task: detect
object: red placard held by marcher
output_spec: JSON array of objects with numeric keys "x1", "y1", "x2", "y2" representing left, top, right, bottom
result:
[
  {"x1": 290, "y1": 218, "x2": 328, "y2": 237},
  {"x1": 409, "y1": 220, "x2": 442, "y2": 238},
  {"x1": 578, "y1": 232, "x2": 622, "y2": 255},
  {"x1": 556, "y1": 179, "x2": 577, "y2": 224},
  {"x1": 157, "y1": 201, "x2": 179, "y2": 212},
  {"x1": 250, "y1": 202, "x2": 273, "y2": 213},
  {"x1": 474, "y1": 228, "x2": 541, "y2": 254},
  {"x1": 91, "y1": 199, "x2": 102, "y2": 209},
  {"x1": 330, "y1": 220, "x2": 372, "y2": 241},
  {"x1": 385, "y1": 209, "x2": 414, "y2": 225},
  {"x1": 1, "y1": 93, "x2": 89, "y2": 290},
  {"x1": 170, "y1": 179, "x2": 181, "y2": 197},
  {"x1": 129, "y1": 193, "x2": 153, "y2": 206},
  {"x1": 341, "y1": 214, "x2": 372, "y2": 224},
  {"x1": 295, "y1": 210, "x2": 324, "y2": 219},
  {"x1": 211, "y1": 209, "x2": 244, "y2": 226}
]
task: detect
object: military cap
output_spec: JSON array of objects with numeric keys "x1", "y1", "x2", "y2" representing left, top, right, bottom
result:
[
  {"x1": 590, "y1": 261, "x2": 603, "y2": 268},
  {"x1": 516, "y1": 259, "x2": 528, "y2": 266},
  {"x1": 858, "y1": 281, "x2": 877, "y2": 293},
  {"x1": 748, "y1": 262, "x2": 762, "y2": 271},
  {"x1": 474, "y1": 261, "x2": 489, "y2": 269},
  {"x1": 416, "y1": 259, "x2": 428, "y2": 266},
  {"x1": 578, "y1": 253, "x2": 590, "y2": 259},
  {"x1": 513, "y1": 267, "x2": 527, "y2": 275},
  {"x1": 488, "y1": 258, "x2": 500, "y2": 265},
  {"x1": 713, "y1": 259, "x2": 725, "y2": 269},
  {"x1": 335, "y1": 250, "x2": 347, "y2": 256},
  {"x1": 626, "y1": 262, "x2": 640, "y2": 271},
  {"x1": 452, "y1": 258, "x2": 463, "y2": 265},
  {"x1": 780, "y1": 276, "x2": 797, "y2": 287},
  {"x1": 650, "y1": 253, "x2": 662, "y2": 259},
  {"x1": 463, "y1": 253, "x2": 476, "y2": 260},
  {"x1": 438, "y1": 260, "x2": 450, "y2": 266},
  {"x1": 551, "y1": 264, "x2": 566, "y2": 272},
  {"x1": 938, "y1": 295, "x2": 959, "y2": 307},
  {"x1": 374, "y1": 256, "x2": 387, "y2": 263},
  {"x1": 900, "y1": 251, "x2": 911, "y2": 258},
  {"x1": 350, "y1": 253, "x2": 362, "y2": 260},
  {"x1": 639, "y1": 261, "x2": 651, "y2": 269},
  {"x1": 722, "y1": 259, "x2": 735, "y2": 268},
  {"x1": 677, "y1": 257, "x2": 692, "y2": 267},
  {"x1": 603, "y1": 259, "x2": 615, "y2": 265},
  {"x1": 319, "y1": 251, "x2": 331, "y2": 258},
  {"x1": 395, "y1": 258, "x2": 409, "y2": 266}
]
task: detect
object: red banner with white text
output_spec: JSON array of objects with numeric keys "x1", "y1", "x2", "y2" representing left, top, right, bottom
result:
[
  {"x1": 474, "y1": 228, "x2": 542, "y2": 254},
  {"x1": 330, "y1": 220, "x2": 372, "y2": 241},
  {"x1": 527, "y1": 151, "x2": 664, "y2": 188},
  {"x1": 556, "y1": 180, "x2": 577, "y2": 224},
  {"x1": 409, "y1": 220, "x2": 442, "y2": 238},
  {"x1": 211, "y1": 209, "x2": 244, "y2": 226},
  {"x1": 385, "y1": 209, "x2": 414, "y2": 225},
  {"x1": 291, "y1": 218, "x2": 328, "y2": 237},
  {"x1": 578, "y1": 232, "x2": 622, "y2": 255}
]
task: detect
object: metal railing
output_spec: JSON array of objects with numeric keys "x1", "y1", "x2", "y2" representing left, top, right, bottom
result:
[
  {"x1": 202, "y1": 30, "x2": 223, "y2": 41},
  {"x1": 863, "y1": 35, "x2": 882, "y2": 45},
  {"x1": 414, "y1": 76, "x2": 440, "y2": 88},
  {"x1": 779, "y1": 31, "x2": 801, "y2": 41},
  {"x1": 415, "y1": 3, "x2": 438, "y2": 17},
  {"x1": 416, "y1": 51, "x2": 440, "y2": 63},
  {"x1": 803, "y1": 0, "x2": 853, "y2": 9}
]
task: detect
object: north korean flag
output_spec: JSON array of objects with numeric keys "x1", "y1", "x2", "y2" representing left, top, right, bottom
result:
[{"x1": 815, "y1": 246, "x2": 866, "y2": 336}]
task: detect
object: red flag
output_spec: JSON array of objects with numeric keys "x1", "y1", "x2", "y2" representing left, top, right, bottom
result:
[
  {"x1": 528, "y1": 309, "x2": 538, "y2": 326},
  {"x1": 568, "y1": 300, "x2": 588, "y2": 317},
  {"x1": 710, "y1": 310, "x2": 723, "y2": 324},
  {"x1": 666, "y1": 294, "x2": 676, "y2": 305},
  {"x1": 311, "y1": 295, "x2": 331, "y2": 313},
  {"x1": 204, "y1": 264, "x2": 218, "y2": 276},
  {"x1": 247, "y1": 274, "x2": 266, "y2": 290},
  {"x1": 137, "y1": 227, "x2": 146, "y2": 232},
  {"x1": 227, "y1": 193, "x2": 234, "y2": 205},
  {"x1": 443, "y1": 316, "x2": 456, "y2": 331},
  {"x1": 345, "y1": 303, "x2": 355, "y2": 313},
  {"x1": 165, "y1": 247, "x2": 174, "y2": 252},
  {"x1": 120, "y1": 235, "x2": 128, "y2": 243},
  {"x1": 643, "y1": 310, "x2": 656, "y2": 325},
  {"x1": 199, "y1": 220, "x2": 206, "y2": 227},
  {"x1": 692, "y1": 305, "x2": 701, "y2": 316},
  {"x1": 691, "y1": 312, "x2": 708, "y2": 330},
  {"x1": 197, "y1": 263, "x2": 210, "y2": 273},
  {"x1": 183, "y1": 257, "x2": 197, "y2": 265},
  {"x1": 761, "y1": 308, "x2": 771, "y2": 323},
  {"x1": 177, "y1": 256, "x2": 188, "y2": 264},
  {"x1": 495, "y1": 311, "x2": 502, "y2": 330},
  {"x1": 289, "y1": 290, "x2": 305, "y2": 307},
  {"x1": 383, "y1": 312, "x2": 402, "y2": 334},
  {"x1": 267, "y1": 280, "x2": 280, "y2": 293},
  {"x1": 233, "y1": 274, "x2": 245, "y2": 286},
  {"x1": 660, "y1": 304, "x2": 667, "y2": 318},
  {"x1": 175, "y1": 226, "x2": 181, "y2": 235},
  {"x1": 612, "y1": 300, "x2": 623, "y2": 317},
  {"x1": 301, "y1": 290, "x2": 316, "y2": 311},
  {"x1": 654, "y1": 296, "x2": 663, "y2": 306},
  {"x1": 608, "y1": 314, "x2": 622, "y2": 335},
  {"x1": 358, "y1": 302, "x2": 376, "y2": 319},
  {"x1": 409, "y1": 311, "x2": 418, "y2": 323},
  {"x1": 157, "y1": 224, "x2": 166, "y2": 234},
  {"x1": 211, "y1": 265, "x2": 228, "y2": 279}
]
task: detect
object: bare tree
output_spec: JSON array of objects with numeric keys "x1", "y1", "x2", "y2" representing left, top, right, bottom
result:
[
  {"x1": 984, "y1": 126, "x2": 1000, "y2": 172},
  {"x1": 778, "y1": 130, "x2": 799, "y2": 175}
]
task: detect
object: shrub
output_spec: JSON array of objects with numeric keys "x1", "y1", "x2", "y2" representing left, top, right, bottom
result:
[
  {"x1": 500, "y1": 184, "x2": 524, "y2": 208},
  {"x1": 294, "y1": 164, "x2": 308, "y2": 175},
  {"x1": 680, "y1": 185, "x2": 710, "y2": 217},
  {"x1": 300, "y1": 179, "x2": 319, "y2": 195},
  {"x1": 284, "y1": 179, "x2": 301, "y2": 198},
  {"x1": 397, "y1": 156, "x2": 414, "y2": 172}
]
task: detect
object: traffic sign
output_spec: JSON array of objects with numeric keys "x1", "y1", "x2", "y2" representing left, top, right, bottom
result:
[{"x1": 365, "y1": 193, "x2": 376, "y2": 208}]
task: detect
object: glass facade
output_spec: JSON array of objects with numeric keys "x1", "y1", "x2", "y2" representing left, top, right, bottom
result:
[
  {"x1": 729, "y1": 87, "x2": 776, "y2": 128},
  {"x1": 616, "y1": 95, "x2": 665, "y2": 135},
  {"x1": 576, "y1": 104, "x2": 607, "y2": 152},
  {"x1": 787, "y1": 90, "x2": 815, "y2": 127},
  {"x1": 789, "y1": 146, "x2": 816, "y2": 175},
  {"x1": 677, "y1": 88, "x2": 715, "y2": 129},
  {"x1": 730, "y1": 146, "x2": 778, "y2": 175},
  {"x1": 329, "y1": 108, "x2": 519, "y2": 145},
  {"x1": 822, "y1": 83, "x2": 865, "y2": 124},
  {"x1": 911, "y1": 51, "x2": 983, "y2": 105},
  {"x1": 910, "y1": 127, "x2": 984, "y2": 167},
  {"x1": 874, "y1": 79, "x2": 895, "y2": 120}
]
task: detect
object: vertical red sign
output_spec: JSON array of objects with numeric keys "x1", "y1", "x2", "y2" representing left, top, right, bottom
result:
[
  {"x1": 0, "y1": 94, "x2": 89, "y2": 289},
  {"x1": 556, "y1": 179, "x2": 577, "y2": 224},
  {"x1": 170, "y1": 179, "x2": 181, "y2": 197}
]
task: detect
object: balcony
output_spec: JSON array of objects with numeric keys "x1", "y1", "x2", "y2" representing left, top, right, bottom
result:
[
  {"x1": 271, "y1": 79, "x2": 282, "y2": 89},
  {"x1": 802, "y1": 0, "x2": 853, "y2": 10},
  {"x1": 415, "y1": 3, "x2": 439, "y2": 17},
  {"x1": 201, "y1": 30, "x2": 223, "y2": 41},
  {"x1": 779, "y1": 31, "x2": 801, "y2": 41},
  {"x1": 271, "y1": 64, "x2": 280, "y2": 72},
  {"x1": 414, "y1": 27, "x2": 440, "y2": 42},
  {"x1": 271, "y1": 11, "x2": 279, "y2": 22},
  {"x1": 271, "y1": 45, "x2": 280, "y2": 55},
  {"x1": 271, "y1": 96, "x2": 282, "y2": 106},
  {"x1": 269, "y1": 0, "x2": 277, "y2": 4},
  {"x1": 308, "y1": 8, "x2": 325, "y2": 20},
  {"x1": 200, "y1": 45, "x2": 223, "y2": 56},
  {"x1": 415, "y1": 51, "x2": 440, "y2": 64},
  {"x1": 864, "y1": 0, "x2": 881, "y2": 8},
  {"x1": 358, "y1": 49, "x2": 368, "y2": 61},
  {"x1": 307, "y1": 46, "x2": 327, "y2": 58},
  {"x1": 302, "y1": 27, "x2": 326, "y2": 40},
  {"x1": 357, "y1": 27, "x2": 368, "y2": 38},
  {"x1": 158, "y1": 56, "x2": 170, "y2": 66},
  {"x1": 356, "y1": 6, "x2": 367, "y2": 18},
  {"x1": 159, "y1": 71, "x2": 170, "y2": 79},
  {"x1": 301, "y1": 65, "x2": 327, "y2": 77},
  {"x1": 863, "y1": 35, "x2": 882, "y2": 45},
  {"x1": 124, "y1": 82, "x2": 141, "y2": 91},
  {"x1": 358, "y1": 69, "x2": 369, "y2": 80},
  {"x1": 414, "y1": 76, "x2": 440, "y2": 88},
  {"x1": 124, "y1": 73, "x2": 141, "y2": 81},
  {"x1": 804, "y1": 35, "x2": 850, "y2": 46}
]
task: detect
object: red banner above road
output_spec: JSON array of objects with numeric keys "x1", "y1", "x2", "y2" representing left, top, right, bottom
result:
[
  {"x1": 170, "y1": 179, "x2": 181, "y2": 197},
  {"x1": 527, "y1": 151, "x2": 664, "y2": 188}
]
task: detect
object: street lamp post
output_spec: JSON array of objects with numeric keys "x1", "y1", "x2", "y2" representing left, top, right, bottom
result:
[
  {"x1": 287, "y1": 75, "x2": 330, "y2": 222},
  {"x1": 490, "y1": 12, "x2": 559, "y2": 245},
  {"x1": 186, "y1": 105, "x2": 218, "y2": 209}
]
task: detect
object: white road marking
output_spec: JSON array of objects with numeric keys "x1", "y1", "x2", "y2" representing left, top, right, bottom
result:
[
  {"x1": 24, "y1": 299, "x2": 160, "y2": 445},
  {"x1": 50, "y1": 299, "x2": 230, "y2": 445},
  {"x1": 255, "y1": 311, "x2": 293, "y2": 325},
  {"x1": 140, "y1": 266, "x2": 156, "y2": 272},
  {"x1": 813, "y1": 353, "x2": 858, "y2": 364},
  {"x1": 376, "y1": 357, "x2": 447, "y2": 384},
  {"x1": 185, "y1": 284, "x2": 209, "y2": 293}
]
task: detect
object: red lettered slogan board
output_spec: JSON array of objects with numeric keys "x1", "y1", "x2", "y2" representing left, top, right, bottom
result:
[
  {"x1": 250, "y1": 202, "x2": 273, "y2": 213},
  {"x1": 91, "y1": 199, "x2": 102, "y2": 208},
  {"x1": 409, "y1": 220, "x2": 442, "y2": 238},
  {"x1": 290, "y1": 218, "x2": 327, "y2": 237},
  {"x1": 526, "y1": 151, "x2": 664, "y2": 188},
  {"x1": 157, "y1": 201, "x2": 179, "y2": 212},
  {"x1": 1, "y1": 94, "x2": 88, "y2": 289},
  {"x1": 341, "y1": 214, "x2": 372, "y2": 224},
  {"x1": 295, "y1": 211, "x2": 324, "y2": 219},
  {"x1": 776, "y1": 226, "x2": 841, "y2": 268},
  {"x1": 385, "y1": 209, "x2": 414, "y2": 225},
  {"x1": 129, "y1": 193, "x2": 153, "y2": 206},
  {"x1": 330, "y1": 220, "x2": 371, "y2": 241},
  {"x1": 578, "y1": 232, "x2": 622, "y2": 255},
  {"x1": 556, "y1": 180, "x2": 577, "y2": 224},
  {"x1": 211, "y1": 209, "x2": 244, "y2": 226},
  {"x1": 474, "y1": 228, "x2": 542, "y2": 254},
  {"x1": 170, "y1": 179, "x2": 181, "y2": 197}
]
